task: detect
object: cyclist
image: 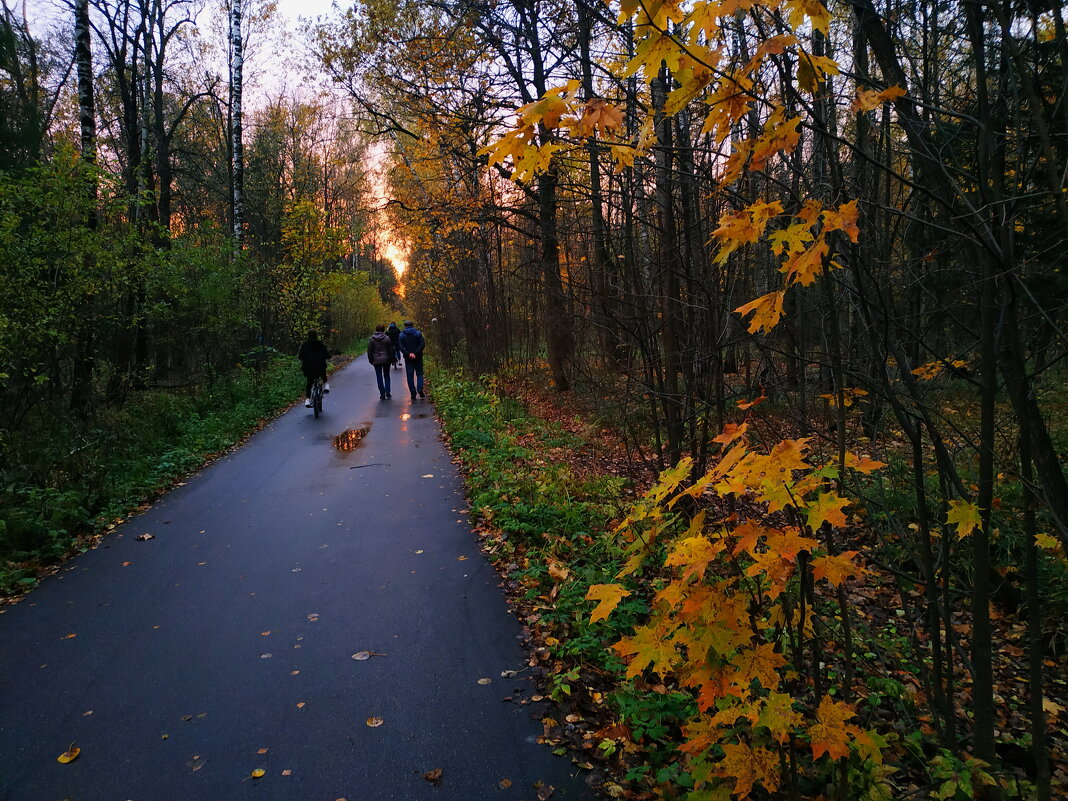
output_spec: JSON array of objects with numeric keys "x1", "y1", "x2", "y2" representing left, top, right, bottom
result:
[{"x1": 298, "y1": 329, "x2": 331, "y2": 408}]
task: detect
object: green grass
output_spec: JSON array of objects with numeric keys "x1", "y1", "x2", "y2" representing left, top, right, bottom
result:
[{"x1": 0, "y1": 357, "x2": 307, "y2": 593}]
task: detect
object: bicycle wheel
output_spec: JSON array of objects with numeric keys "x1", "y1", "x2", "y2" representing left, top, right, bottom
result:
[{"x1": 313, "y1": 382, "x2": 323, "y2": 418}]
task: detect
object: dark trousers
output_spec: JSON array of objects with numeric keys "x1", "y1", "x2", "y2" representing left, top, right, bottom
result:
[
  {"x1": 303, "y1": 366, "x2": 326, "y2": 396},
  {"x1": 404, "y1": 359, "x2": 424, "y2": 396},
  {"x1": 373, "y1": 363, "x2": 391, "y2": 396}
]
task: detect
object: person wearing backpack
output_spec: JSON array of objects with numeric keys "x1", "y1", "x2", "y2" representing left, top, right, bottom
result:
[
  {"x1": 367, "y1": 324, "x2": 396, "y2": 399},
  {"x1": 397, "y1": 320, "x2": 426, "y2": 400},
  {"x1": 386, "y1": 321, "x2": 402, "y2": 369}
]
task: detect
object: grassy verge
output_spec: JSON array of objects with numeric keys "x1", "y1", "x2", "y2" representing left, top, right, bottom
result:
[
  {"x1": 433, "y1": 370, "x2": 699, "y2": 793},
  {"x1": 0, "y1": 356, "x2": 314, "y2": 594}
]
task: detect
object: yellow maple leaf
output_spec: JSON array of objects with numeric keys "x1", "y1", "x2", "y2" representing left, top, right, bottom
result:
[
  {"x1": 759, "y1": 692, "x2": 805, "y2": 743},
  {"x1": 852, "y1": 84, "x2": 907, "y2": 112},
  {"x1": 613, "y1": 618, "x2": 679, "y2": 679},
  {"x1": 1035, "y1": 532, "x2": 1062, "y2": 551},
  {"x1": 735, "y1": 291, "x2": 785, "y2": 334},
  {"x1": 665, "y1": 535, "x2": 718, "y2": 583},
  {"x1": 811, "y1": 551, "x2": 863, "y2": 585},
  {"x1": 808, "y1": 695, "x2": 861, "y2": 760},
  {"x1": 806, "y1": 491, "x2": 850, "y2": 530},
  {"x1": 585, "y1": 583, "x2": 631, "y2": 624},
  {"x1": 822, "y1": 199, "x2": 861, "y2": 243},
  {"x1": 782, "y1": 238, "x2": 829, "y2": 286},
  {"x1": 717, "y1": 741, "x2": 781, "y2": 797},
  {"x1": 946, "y1": 499, "x2": 983, "y2": 539},
  {"x1": 845, "y1": 452, "x2": 886, "y2": 473},
  {"x1": 768, "y1": 221, "x2": 814, "y2": 256},
  {"x1": 712, "y1": 422, "x2": 748, "y2": 446}
]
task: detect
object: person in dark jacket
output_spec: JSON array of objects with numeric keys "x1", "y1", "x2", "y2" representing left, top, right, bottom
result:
[
  {"x1": 297, "y1": 330, "x2": 331, "y2": 408},
  {"x1": 367, "y1": 324, "x2": 395, "y2": 399},
  {"x1": 386, "y1": 321, "x2": 401, "y2": 368},
  {"x1": 397, "y1": 320, "x2": 426, "y2": 400}
]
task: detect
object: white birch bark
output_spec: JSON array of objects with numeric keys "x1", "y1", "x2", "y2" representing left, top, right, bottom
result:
[{"x1": 230, "y1": 0, "x2": 245, "y2": 247}]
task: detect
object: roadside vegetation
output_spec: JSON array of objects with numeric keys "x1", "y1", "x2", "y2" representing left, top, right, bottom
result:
[{"x1": 434, "y1": 368, "x2": 1068, "y2": 800}]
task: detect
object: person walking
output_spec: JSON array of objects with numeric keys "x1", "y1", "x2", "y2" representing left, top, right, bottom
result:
[
  {"x1": 397, "y1": 320, "x2": 426, "y2": 400},
  {"x1": 367, "y1": 324, "x2": 395, "y2": 399},
  {"x1": 386, "y1": 321, "x2": 402, "y2": 369},
  {"x1": 297, "y1": 330, "x2": 331, "y2": 408}
]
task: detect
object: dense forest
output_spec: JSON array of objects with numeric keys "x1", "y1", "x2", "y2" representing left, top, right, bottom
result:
[{"x1": 3, "y1": 0, "x2": 1068, "y2": 798}]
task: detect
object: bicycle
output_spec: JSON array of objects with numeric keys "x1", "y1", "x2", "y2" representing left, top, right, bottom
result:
[{"x1": 309, "y1": 375, "x2": 325, "y2": 418}]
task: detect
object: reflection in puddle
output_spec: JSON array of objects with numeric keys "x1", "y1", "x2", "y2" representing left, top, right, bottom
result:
[{"x1": 334, "y1": 428, "x2": 369, "y2": 451}]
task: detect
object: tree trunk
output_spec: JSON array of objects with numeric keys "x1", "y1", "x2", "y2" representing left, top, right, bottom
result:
[{"x1": 230, "y1": 0, "x2": 245, "y2": 248}]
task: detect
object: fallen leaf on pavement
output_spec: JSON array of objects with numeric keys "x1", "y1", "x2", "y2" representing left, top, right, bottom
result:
[
  {"x1": 499, "y1": 778, "x2": 512, "y2": 789},
  {"x1": 457, "y1": 556, "x2": 468, "y2": 561},
  {"x1": 422, "y1": 474, "x2": 434, "y2": 478},
  {"x1": 63, "y1": 633, "x2": 76, "y2": 639},
  {"x1": 282, "y1": 769, "x2": 292, "y2": 776},
  {"x1": 256, "y1": 748, "x2": 269, "y2": 755},
  {"x1": 121, "y1": 561, "x2": 132, "y2": 567},
  {"x1": 56, "y1": 745, "x2": 80, "y2": 764},
  {"x1": 477, "y1": 678, "x2": 492, "y2": 685},
  {"x1": 536, "y1": 783, "x2": 555, "y2": 800},
  {"x1": 366, "y1": 716, "x2": 384, "y2": 727},
  {"x1": 250, "y1": 769, "x2": 265, "y2": 779},
  {"x1": 187, "y1": 756, "x2": 205, "y2": 771},
  {"x1": 296, "y1": 702, "x2": 306, "y2": 709},
  {"x1": 423, "y1": 768, "x2": 443, "y2": 784},
  {"x1": 136, "y1": 534, "x2": 155, "y2": 541}
]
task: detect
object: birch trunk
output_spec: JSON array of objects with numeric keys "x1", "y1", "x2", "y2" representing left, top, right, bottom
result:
[{"x1": 230, "y1": 0, "x2": 245, "y2": 248}]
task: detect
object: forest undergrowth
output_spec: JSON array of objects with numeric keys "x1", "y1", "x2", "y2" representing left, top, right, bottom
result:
[
  {"x1": 433, "y1": 366, "x2": 1068, "y2": 801},
  {"x1": 0, "y1": 355, "x2": 351, "y2": 597}
]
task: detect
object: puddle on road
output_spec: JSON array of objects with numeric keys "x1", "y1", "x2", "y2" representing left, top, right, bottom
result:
[{"x1": 334, "y1": 427, "x2": 370, "y2": 451}]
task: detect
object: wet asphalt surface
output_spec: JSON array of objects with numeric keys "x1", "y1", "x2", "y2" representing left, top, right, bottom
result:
[{"x1": 0, "y1": 362, "x2": 597, "y2": 801}]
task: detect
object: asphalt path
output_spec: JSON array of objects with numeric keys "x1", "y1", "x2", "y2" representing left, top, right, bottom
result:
[{"x1": 0, "y1": 360, "x2": 597, "y2": 801}]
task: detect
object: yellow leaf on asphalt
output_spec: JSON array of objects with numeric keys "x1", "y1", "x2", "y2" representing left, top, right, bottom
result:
[
  {"x1": 478, "y1": 678, "x2": 492, "y2": 685},
  {"x1": 457, "y1": 555, "x2": 468, "y2": 561},
  {"x1": 422, "y1": 474, "x2": 434, "y2": 478},
  {"x1": 282, "y1": 769, "x2": 292, "y2": 776},
  {"x1": 250, "y1": 769, "x2": 265, "y2": 779},
  {"x1": 256, "y1": 748, "x2": 269, "y2": 755},
  {"x1": 57, "y1": 745, "x2": 80, "y2": 763},
  {"x1": 500, "y1": 778, "x2": 513, "y2": 789},
  {"x1": 366, "y1": 716, "x2": 384, "y2": 727}
]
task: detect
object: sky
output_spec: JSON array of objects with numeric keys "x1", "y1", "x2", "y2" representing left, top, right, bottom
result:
[{"x1": 20, "y1": 0, "x2": 408, "y2": 275}]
